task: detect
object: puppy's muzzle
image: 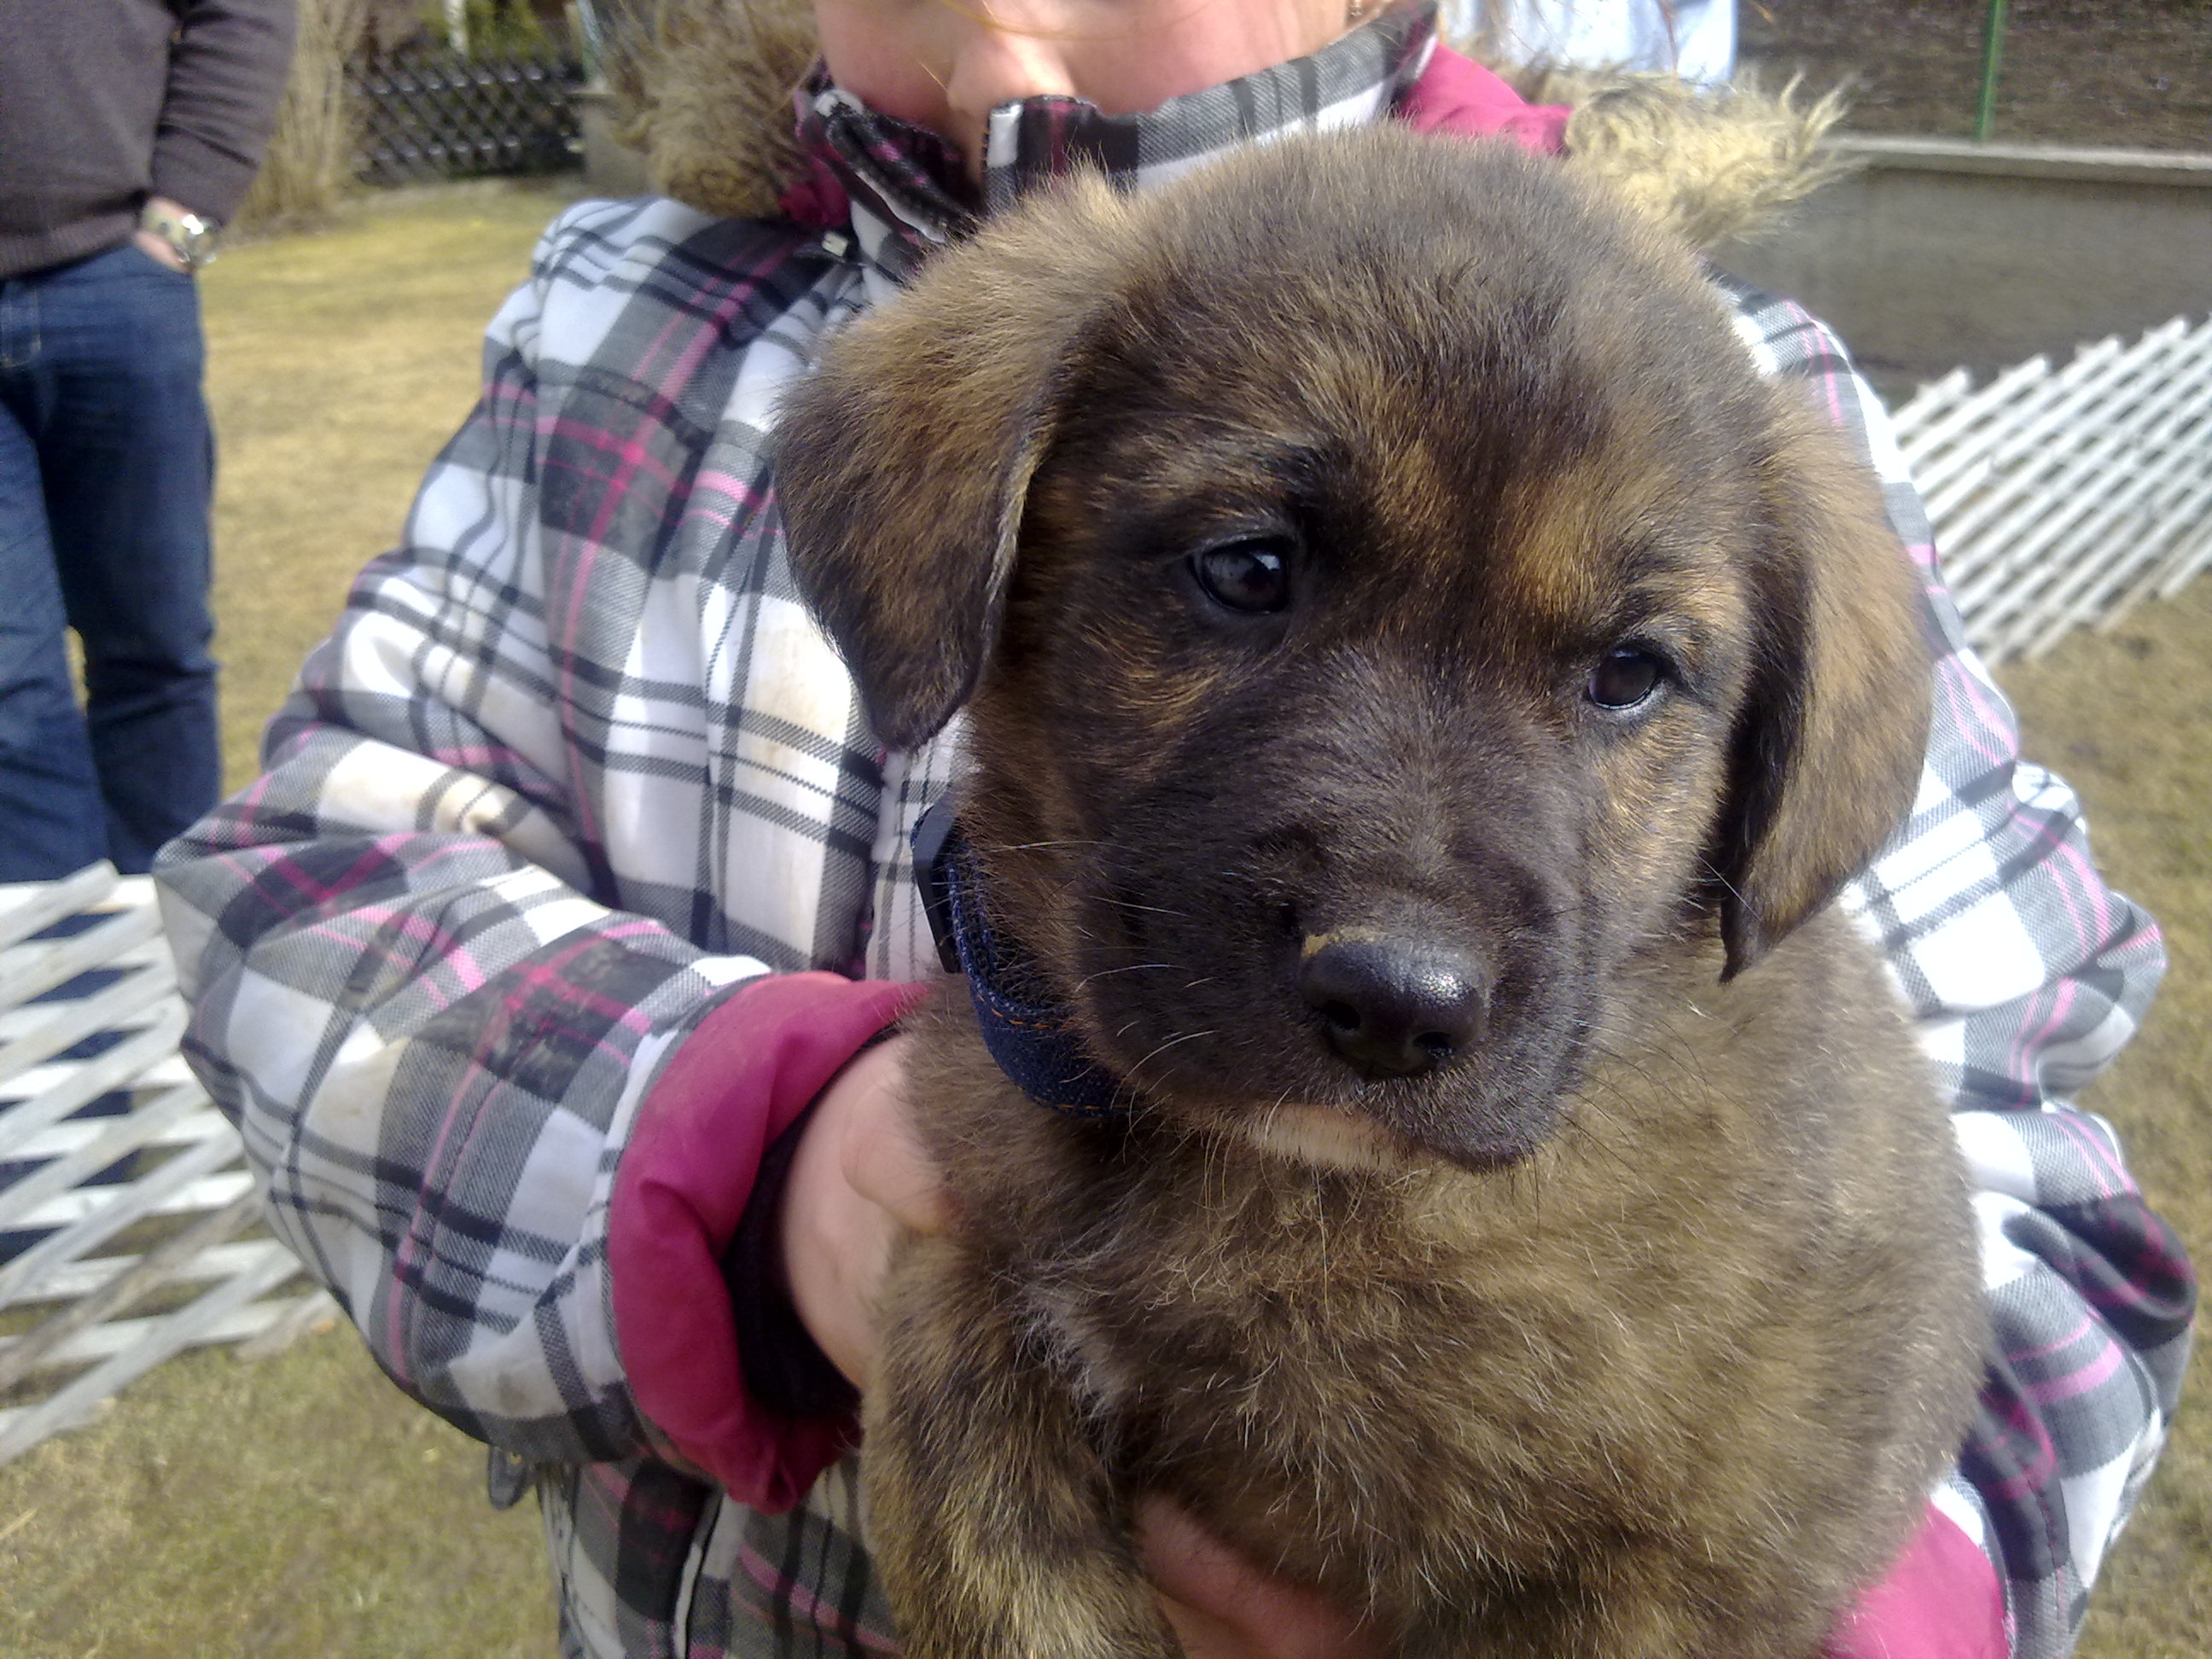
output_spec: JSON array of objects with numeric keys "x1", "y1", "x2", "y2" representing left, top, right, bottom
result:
[{"x1": 1299, "y1": 933, "x2": 1493, "y2": 1080}]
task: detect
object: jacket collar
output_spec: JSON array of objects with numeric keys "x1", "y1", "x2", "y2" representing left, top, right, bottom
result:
[{"x1": 793, "y1": 1, "x2": 1443, "y2": 296}]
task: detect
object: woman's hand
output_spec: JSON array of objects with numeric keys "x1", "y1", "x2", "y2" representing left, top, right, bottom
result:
[
  {"x1": 778, "y1": 1039, "x2": 1378, "y2": 1656},
  {"x1": 779, "y1": 1033, "x2": 946, "y2": 1389},
  {"x1": 1138, "y1": 1497, "x2": 1386, "y2": 1659}
]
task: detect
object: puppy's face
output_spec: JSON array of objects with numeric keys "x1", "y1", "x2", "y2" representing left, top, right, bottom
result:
[
  {"x1": 992, "y1": 328, "x2": 1757, "y2": 1166},
  {"x1": 777, "y1": 129, "x2": 1931, "y2": 1169}
]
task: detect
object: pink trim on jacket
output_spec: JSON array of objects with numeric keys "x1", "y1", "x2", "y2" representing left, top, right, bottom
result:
[
  {"x1": 1829, "y1": 1506, "x2": 2010, "y2": 1659},
  {"x1": 1397, "y1": 44, "x2": 1571, "y2": 152},
  {"x1": 609, "y1": 970, "x2": 927, "y2": 1510}
]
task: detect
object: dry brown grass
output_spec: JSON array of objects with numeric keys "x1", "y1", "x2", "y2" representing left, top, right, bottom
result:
[
  {"x1": 0, "y1": 1323, "x2": 555, "y2": 1657},
  {"x1": 0, "y1": 179, "x2": 2203, "y2": 1655}
]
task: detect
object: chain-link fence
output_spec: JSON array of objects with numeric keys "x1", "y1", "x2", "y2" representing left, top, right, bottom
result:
[{"x1": 346, "y1": 45, "x2": 584, "y2": 184}]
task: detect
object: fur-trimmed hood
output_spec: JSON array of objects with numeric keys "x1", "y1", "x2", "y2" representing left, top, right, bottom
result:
[{"x1": 604, "y1": 0, "x2": 1847, "y2": 250}]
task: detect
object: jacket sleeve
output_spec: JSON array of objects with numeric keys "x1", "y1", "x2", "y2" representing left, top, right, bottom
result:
[
  {"x1": 154, "y1": 0, "x2": 297, "y2": 224},
  {"x1": 154, "y1": 201, "x2": 888, "y2": 1499},
  {"x1": 1724, "y1": 282, "x2": 2197, "y2": 1659}
]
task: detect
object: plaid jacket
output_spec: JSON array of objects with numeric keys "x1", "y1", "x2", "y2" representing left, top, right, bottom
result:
[{"x1": 154, "y1": 15, "x2": 2192, "y2": 1656}]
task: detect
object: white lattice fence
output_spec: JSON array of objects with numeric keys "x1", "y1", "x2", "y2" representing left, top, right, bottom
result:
[
  {"x1": 1895, "y1": 311, "x2": 2212, "y2": 665},
  {"x1": 0, "y1": 864, "x2": 335, "y2": 1465}
]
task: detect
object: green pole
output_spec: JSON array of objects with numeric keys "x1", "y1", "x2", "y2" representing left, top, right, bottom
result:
[{"x1": 1975, "y1": 0, "x2": 2009, "y2": 142}]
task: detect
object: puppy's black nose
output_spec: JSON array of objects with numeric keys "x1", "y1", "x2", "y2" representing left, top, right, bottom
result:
[{"x1": 1298, "y1": 936, "x2": 1491, "y2": 1079}]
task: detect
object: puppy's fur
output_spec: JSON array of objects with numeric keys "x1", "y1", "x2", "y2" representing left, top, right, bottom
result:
[{"x1": 775, "y1": 128, "x2": 1985, "y2": 1659}]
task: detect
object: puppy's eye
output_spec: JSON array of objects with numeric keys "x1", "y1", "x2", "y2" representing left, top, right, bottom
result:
[
  {"x1": 1190, "y1": 538, "x2": 1293, "y2": 615},
  {"x1": 1587, "y1": 646, "x2": 1666, "y2": 711}
]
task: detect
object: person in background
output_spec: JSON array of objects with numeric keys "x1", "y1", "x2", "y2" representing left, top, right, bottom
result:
[
  {"x1": 1453, "y1": 0, "x2": 1734, "y2": 84},
  {"x1": 155, "y1": 1, "x2": 2191, "y2": 1655},
  {"x1": 0, "y1": 0, "x2": 296, "y2": 882}
]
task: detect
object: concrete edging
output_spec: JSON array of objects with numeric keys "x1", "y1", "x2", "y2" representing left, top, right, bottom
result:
[
  {"x1": 1717, "y1": 137, "x2": 2212, "y2": 389},
  {"x1": 1833, "y1": 135, "x2": 2212, "y2": 189}
]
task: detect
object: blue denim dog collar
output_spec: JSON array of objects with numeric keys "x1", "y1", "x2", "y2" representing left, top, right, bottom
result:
[{"x1": 912, "y1": 797, "x2": 1127, "y2": 1120}]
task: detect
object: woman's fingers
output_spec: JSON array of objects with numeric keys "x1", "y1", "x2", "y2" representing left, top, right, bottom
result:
[
  {"x1": 1135, "y1": 1496, "x2": 1385, "y2": 1659},
  {"x1": 834, "y1": 1036, "x2": 952, "y2": 1236},
  {"x1": 782, "y1": 1034, "x2": 945, "y2": 1388}
]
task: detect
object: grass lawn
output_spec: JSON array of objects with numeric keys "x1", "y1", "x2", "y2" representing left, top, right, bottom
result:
[{"x1": 0, "y1": 176, "x2": 2204, "y2": 1656}]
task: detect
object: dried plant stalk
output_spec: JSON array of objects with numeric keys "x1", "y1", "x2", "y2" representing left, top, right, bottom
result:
[{"x1": 236, "y1": 0, "x2": 375, "y2": 231}]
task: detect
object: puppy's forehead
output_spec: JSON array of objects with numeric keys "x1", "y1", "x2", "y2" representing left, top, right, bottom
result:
[
  {"x1": 1102, "y1": 136, "x2": 1721, "y2": 375},
  {"x1": 1057, "y1": 141, "x2": 1764, "y2": 635}
]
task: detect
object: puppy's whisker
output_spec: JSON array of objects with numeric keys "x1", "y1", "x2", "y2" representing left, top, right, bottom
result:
[
  {"x1": 1696, "y1": 858, "x2": 1750, "y2": 905},
  {"x1": 1087, "y1": 898, "x2": 1193, "y2": 919},
  {"x1": 1072, "y1": 962, "x2": 1183, "y2": 987},
  {"x1": 1123, "y1": 1027, "x2": 1217, "y2": 1086}
]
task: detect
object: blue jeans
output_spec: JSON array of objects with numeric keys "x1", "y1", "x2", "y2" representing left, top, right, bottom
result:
[{"x1": 0, "y1": 242, "x2": 220, "y2": 880}]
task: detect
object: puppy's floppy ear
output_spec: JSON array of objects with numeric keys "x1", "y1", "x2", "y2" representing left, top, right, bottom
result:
[
  {"x1": 1711, "y1": 392, "x2": 1935, "y2": 979},
  {"x1": 772, "y1": 177, "x2": 1123, "y2": 750}
]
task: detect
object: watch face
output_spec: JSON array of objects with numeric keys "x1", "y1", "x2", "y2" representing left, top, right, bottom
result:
[{"x1": 146, "y1": 208, "x2": 217, "y2": 268}]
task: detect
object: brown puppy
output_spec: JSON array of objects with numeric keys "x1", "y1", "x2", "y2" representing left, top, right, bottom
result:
[{"x1": 774, "y1": 126, "x2": 1985, "y2": 1659}]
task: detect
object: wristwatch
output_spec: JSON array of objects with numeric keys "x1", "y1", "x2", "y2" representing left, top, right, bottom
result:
[{"x1": 138, "y1": 201, "x2": 220, "y2": 272}]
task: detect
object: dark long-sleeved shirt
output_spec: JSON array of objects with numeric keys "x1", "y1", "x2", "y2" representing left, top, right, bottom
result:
[{"x1": 0, "y1": 0, "x2": 295, "y2": 278}]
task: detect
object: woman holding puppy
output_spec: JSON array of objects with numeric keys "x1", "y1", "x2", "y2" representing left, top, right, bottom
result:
[{"x1": 152, "y1": 2, "x2": 2191, "y2": 1655}]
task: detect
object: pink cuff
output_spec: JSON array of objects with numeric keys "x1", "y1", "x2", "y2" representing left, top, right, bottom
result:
[
  {"x1": 1827, "y1": 1505, "x2": 2009, "y2": 1659},
  {"x1": 1400, "y1": 42, "x2": 1572, "y2": 154},
  {"x1": 777, "y1": 148, "x2": 853, "y2": 231},
  {"x1": 610, "y1": 971, "x2": 929, "y2": 1511}
]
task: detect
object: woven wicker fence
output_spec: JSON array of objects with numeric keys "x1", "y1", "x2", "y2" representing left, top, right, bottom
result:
[
  {"x1": 1897, "y1": 311, "x2": 2212, "y2": 665},
  {"x1": 346, "y1": 45, "x2": 584, "y2": 184},
  {"x1": 0, "y1": 866, "x2": 334, "y2": 1466}
]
